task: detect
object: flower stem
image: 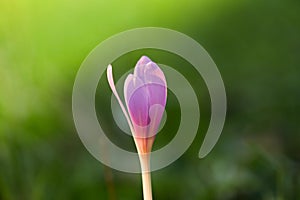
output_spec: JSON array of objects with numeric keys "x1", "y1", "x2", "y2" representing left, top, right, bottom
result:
[{"x1": 139, "y1": 154, "x2": 153, "y2": 200}]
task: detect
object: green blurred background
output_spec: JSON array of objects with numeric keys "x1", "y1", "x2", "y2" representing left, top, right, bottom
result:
[{"x1": 1, "y1": 0, "x2": 300, "y2": 199}]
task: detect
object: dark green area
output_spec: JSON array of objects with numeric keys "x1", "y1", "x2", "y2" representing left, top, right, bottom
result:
[{"x1": 0, "y1": 0, "x2": 299, "y2": 199}]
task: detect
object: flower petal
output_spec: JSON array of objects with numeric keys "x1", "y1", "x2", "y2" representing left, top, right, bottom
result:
[
  {"x1": 127, "y1": 85, "x2": 150, "y2": 127},
  {"x1": 134, "y1": 59, "x2": 166, "y2": 85},
  {"x1": 107, "y1": 64, "x2": 134, "y2": 132},
  {"x1": 146, "y1": 83, "x2": 167, "y2": 107},
  {"x1": 143, "y1": 62, "x2": 167, "y2": 85},
  {"x1": 136, "y1": 55, "x2": 151, "y2": 66},
  {"x1": 124, "y1": 74, "x2": 144, "y2": 110},
  {"x1": 125, "y1": 82, "x2": 166, "y2": 138}
]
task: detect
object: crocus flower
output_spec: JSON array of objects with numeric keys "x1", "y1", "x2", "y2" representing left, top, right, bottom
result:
[{"x1": 107, "y1": 56, "x2": 167, "y2": 200}]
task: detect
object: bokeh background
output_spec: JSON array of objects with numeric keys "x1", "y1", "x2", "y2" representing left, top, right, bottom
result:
[{"x1": 1, "y1": 0, "x2": 299, "y2": 199}]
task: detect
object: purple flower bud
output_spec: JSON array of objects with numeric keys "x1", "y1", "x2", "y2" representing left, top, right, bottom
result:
[
  {"x1": 124, "y1": 56, "x2": 167, "y2": 138},
  {"x1": 107, "y1": 56, "x2": 167, "y2": 153}
]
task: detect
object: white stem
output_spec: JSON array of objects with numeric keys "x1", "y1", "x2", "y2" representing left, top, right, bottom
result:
[{"x1": 139, "y1": 154, "x2": 152, "y2": 200}]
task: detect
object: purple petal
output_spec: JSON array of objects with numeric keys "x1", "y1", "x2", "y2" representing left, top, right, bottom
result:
[
  {"x1": 128, "y1": 85, "x2": 150, "y2": 126},
  {"x1": 136, "y1": 55, "x2": 151, "y2": 66},
  {"x1": 126, "y1": 83, "x2": 166, "y2": 138},
  {"x1": 123, "y1": 56, "x2": 167, "y2": 138},
  {"x1": 124, "y1": 74, "x2": 144, "y2": 108},
  {"x1": 146, "y1": 83, "x2": 167, "y2": 107},
  {"x1": 133, "y1": 104, "x2": 165, "y2": 138},
  {"x1": 134, "y1": 60, "x2": 166, "y2": 87},
  {"x1": 148, "y1": 104, "x2": 165, "y2": 134}
]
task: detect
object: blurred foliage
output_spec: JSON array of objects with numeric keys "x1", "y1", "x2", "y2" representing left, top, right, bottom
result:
[{"x1": 0, "y1": 0, "x2": 300, "y2": 199}]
